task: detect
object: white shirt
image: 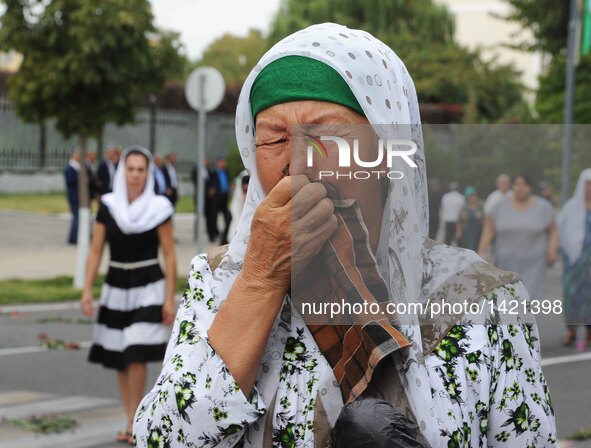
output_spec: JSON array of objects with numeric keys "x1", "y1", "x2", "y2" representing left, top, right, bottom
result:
[
  {"x1": 484, "y1": 189, "x2": 512, "y2": 215},
  {"x1": 441, "y1": 190, "x2": 465, "y2": 222}
]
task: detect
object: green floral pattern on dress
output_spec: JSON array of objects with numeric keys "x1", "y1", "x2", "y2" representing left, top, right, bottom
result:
[
  {"x1": 429, "y1": 287, "x2": 556, "y2": 447},
  {"x1": 134, "y1": 257, "x2": 557, "y2": 447}
]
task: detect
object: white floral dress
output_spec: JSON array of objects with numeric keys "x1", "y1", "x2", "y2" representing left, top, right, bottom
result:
[{"x1": 133, "y1": 254, "x2": 557, "y2": 448}]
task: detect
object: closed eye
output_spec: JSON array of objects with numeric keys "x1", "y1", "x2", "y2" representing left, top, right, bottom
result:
[{"x1": 255, "y1": 139, "x2": 288, "y2": 148}]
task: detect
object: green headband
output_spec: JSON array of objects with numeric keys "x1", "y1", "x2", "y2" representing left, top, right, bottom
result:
[{"x1": 250, "y1": 55, "x2": 364, "y2": 119}]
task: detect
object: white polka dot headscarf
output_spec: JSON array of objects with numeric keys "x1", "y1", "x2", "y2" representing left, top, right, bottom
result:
[
  {"x1": 230, "y1": 22, "x2": 428, "y2": 301},
  {"x1": 222, "y1": 22, "x2": 436, "y2": 442}
]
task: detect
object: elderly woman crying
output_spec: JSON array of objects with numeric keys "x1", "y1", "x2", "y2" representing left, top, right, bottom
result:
[{"x1": 134, "y1": 23, "x2": 557, "y2": 448}]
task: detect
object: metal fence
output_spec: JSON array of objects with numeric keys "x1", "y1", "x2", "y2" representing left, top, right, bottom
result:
[{"x1": 0, "y1": 94, "x2": 236, "y2": 175}]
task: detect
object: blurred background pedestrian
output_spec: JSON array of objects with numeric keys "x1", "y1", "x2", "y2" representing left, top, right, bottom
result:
[
  {"x1": 209, "y1": 157, "x2": 232, "y2": 245},
  {"x1": 479, "y1": 173, "x2": 558, "y2": 301},
  {"x1": 162, "y1": 152, "x2": 178, "y2": 207},
  {"x1": 557, "y1": 169, "x2": 591, "y2": 350},
  {"x1": 97, "y1": 145, "x2": 121, "y2": 196},
  {"x1": 483, "y1": 173, "x2": 512, "y2": 217},
  {"x1": 441, "y1": 181, "x2": 465, "y2": 245},
  {"x1": 456, "y1": 186, "x2": 483, "y2": 252},
  {"x1": 64, "y1": 149, "x2": 81, "y2": 245},
  {"x1": 79, "y1": 146, "x2": 176, "y2": 445},
  {"x1": 152, "y1": 155, "x2": 167, "y2": 196}
]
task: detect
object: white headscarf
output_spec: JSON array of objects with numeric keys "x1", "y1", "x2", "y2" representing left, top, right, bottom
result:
[
  {"x1": 228, "y1": 170, "x2": 249, "y2": 241},
  {"x1": 101, "y1": 146, "x2": 173, "y2": 234},
  {"x1": 210, "y1": 23, "x2": 510, "y2": 445},
  {"x1": 557, "y1": 168, "x2": 591, "y2": 264}
]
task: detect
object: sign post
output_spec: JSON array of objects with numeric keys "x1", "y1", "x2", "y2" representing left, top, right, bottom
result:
[{"x1": 185, "y1": 67, "x2": 225, "y2": 252}]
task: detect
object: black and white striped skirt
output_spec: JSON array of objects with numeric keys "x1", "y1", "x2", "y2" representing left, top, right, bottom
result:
[{"x1": 88, "y1": 265, "x2": 170, "y2": 370}]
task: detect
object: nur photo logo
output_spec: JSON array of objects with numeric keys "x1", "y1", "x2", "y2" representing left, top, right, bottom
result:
[{"x1": 305, "y1": 134, "x2": 417, "y2": 180}]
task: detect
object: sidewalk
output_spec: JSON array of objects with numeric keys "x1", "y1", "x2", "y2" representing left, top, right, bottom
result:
[
  {"x1": 0, "y1": 390, "x2": 126, "y2": 448},
  {"x1": 0, "y1": 210, "x2": 217, "y2": 281}
]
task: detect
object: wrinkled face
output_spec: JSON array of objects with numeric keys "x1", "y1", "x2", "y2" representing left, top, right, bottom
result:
[
  {"x1": 125, "y1": 153, "x2": 149, "y2": 191},
  {"x1": 586, "y1": 180, "x2": 591, "y2": 201},
  {"x1": 512, "y1": 176, "x2": 531, "y2": 200},
  {"x1": 256, "y1": 100, "x2": 382, "y2": 188},
  {"x1": 255, "y1": 100, "x2": 386, "y2": 230}
]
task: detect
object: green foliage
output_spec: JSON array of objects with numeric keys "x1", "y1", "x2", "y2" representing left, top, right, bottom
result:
[
  {"x1": 195, "y1": 29, "x2": 268, "y2": 87},
  {"x1": 569, "y1": 428, "x2": 591, "y2": 441},
  {"x1": 0, "y1": 0, "x2": 184, "y2": 138},
  {"x1": 151, "y1": 30, "x2": 191, "y2": 83},
  {"x1": 504, "y1": 0, "x2": 569, "y2": 55},
  {"x1": 268, "y1": 0, "x2": 455, "y2": 46},
  {"x1": 265, "y1": 0, "x2": 526, "y2": 122},
  {"x1": 424, "y1": 125, "x2": 564, "y2": 197},
  {"x1": 536, "y1": 53, "x2": 591, "y2": 123},
  {"x1": 0, "y1": 274, "x2": 187, "y2": 304}
]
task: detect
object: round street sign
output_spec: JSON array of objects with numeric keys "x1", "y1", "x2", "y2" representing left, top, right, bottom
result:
[{"x1": 185, "y1": 67, "x2": 225, "y2": 112}]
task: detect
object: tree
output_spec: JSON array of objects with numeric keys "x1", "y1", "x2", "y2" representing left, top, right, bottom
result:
[
  {"x1": 268, "y1": 0, "x2": 526, "y2": 122},
  {"x1": 535, "y1": 53, "x2": 591, "y2": 123},
  {"x1": 503, "y1": 0, "x2": 570, "y2": 55},
  {"x1": 0, "y1": 0, "x2": 184, "y2": 286},
  {"x1": 506, "y1": 1, "x2": 591, "y2": 119},
  {"x1": 150, "y1": 30, "x2": 191, "y2": 83},
  {"x1": 195, "y1": 29, "x2": 268, "y2": 87}
]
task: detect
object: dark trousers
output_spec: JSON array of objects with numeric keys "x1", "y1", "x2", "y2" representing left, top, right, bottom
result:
[
  {"x1": 215, "y1": 193, "x2": 232, "y2": 245},
  {"x1": 205, "y1": 197, "x2": 218, "y2": 242},
  {"x1": 444, "y1": 221, "x2": 456, "y2": 246},
  {"x1": 68, "y1": 201, "x2": 79, "y2": 244}
]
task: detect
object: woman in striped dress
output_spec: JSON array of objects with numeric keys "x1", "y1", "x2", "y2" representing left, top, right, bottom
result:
[{"x1": 80, "y1": 145, "x2": 176, "y2": 445}]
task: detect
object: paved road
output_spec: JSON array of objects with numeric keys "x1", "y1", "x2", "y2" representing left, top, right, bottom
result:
[
  {"x1": 0, "y1": 211, "x2": 590, "y2": 447},
  {"x1": 0, "y1": 210, "x2": 214, "y2": 280}
]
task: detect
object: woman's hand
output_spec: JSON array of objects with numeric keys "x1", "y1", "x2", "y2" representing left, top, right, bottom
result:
[
  {"x1": 80, "y1": 290, "x2": 95, "y2": 318},
  {"x1": 162, "y1": 299, "x2": 176, "y2": 326},
  {"x1": 242, "y1": 175, "x2": 338, "y2": 293}
]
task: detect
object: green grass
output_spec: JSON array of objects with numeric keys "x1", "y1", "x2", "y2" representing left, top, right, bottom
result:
[
  {"x1": 0, "y1": 275, "x2": 188, "y2": 305},
  {"x1": 6, "y1": 415, "x2": 78, "y2": 434},
  {"x1": 569, "y1": 428, "x2": 591, "y2": 441},
  {"x1": 175, "y1": 196, "x2": 195, "y2": 213},
  {"x1": 0, "y1": 193, "x2": 196, "y2": 214},
  {"x1": 0, "y1": 193, "x2": 70, "y2": 214}
]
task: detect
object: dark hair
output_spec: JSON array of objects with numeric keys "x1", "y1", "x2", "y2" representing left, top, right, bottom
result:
[
  {"x1": 512, "y1": 173, "x2": 533, "y2": 188},
  {"x1": 126, "y1": 149, "x2": 150, "y2": 167},
  {"x1": 241, "y1": 175, "x2": 250, "y2": 186}
]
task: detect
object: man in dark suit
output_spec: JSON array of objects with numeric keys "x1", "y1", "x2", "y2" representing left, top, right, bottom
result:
[
  {"x1": 209, "y1": 157, "x2": 232, "y2": 245},
  {"x1": 191, "y1": 157, "x2": 218, "y2": 242},
  {"x1": 96, "y1": 146, "x2": 120, "y2": 196},
  {"x1": 64, "y1": 150, "x2": 81, "y2": 244},
  {"x1": 162, "y1": 152, "x2": 179, "y2": 206},
  {"x1": 153, "y1": 155, "x2": 168, "y2": 196},
  {"x1": 85, "y1": 150, "x2": 99, "y2": 203}
]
